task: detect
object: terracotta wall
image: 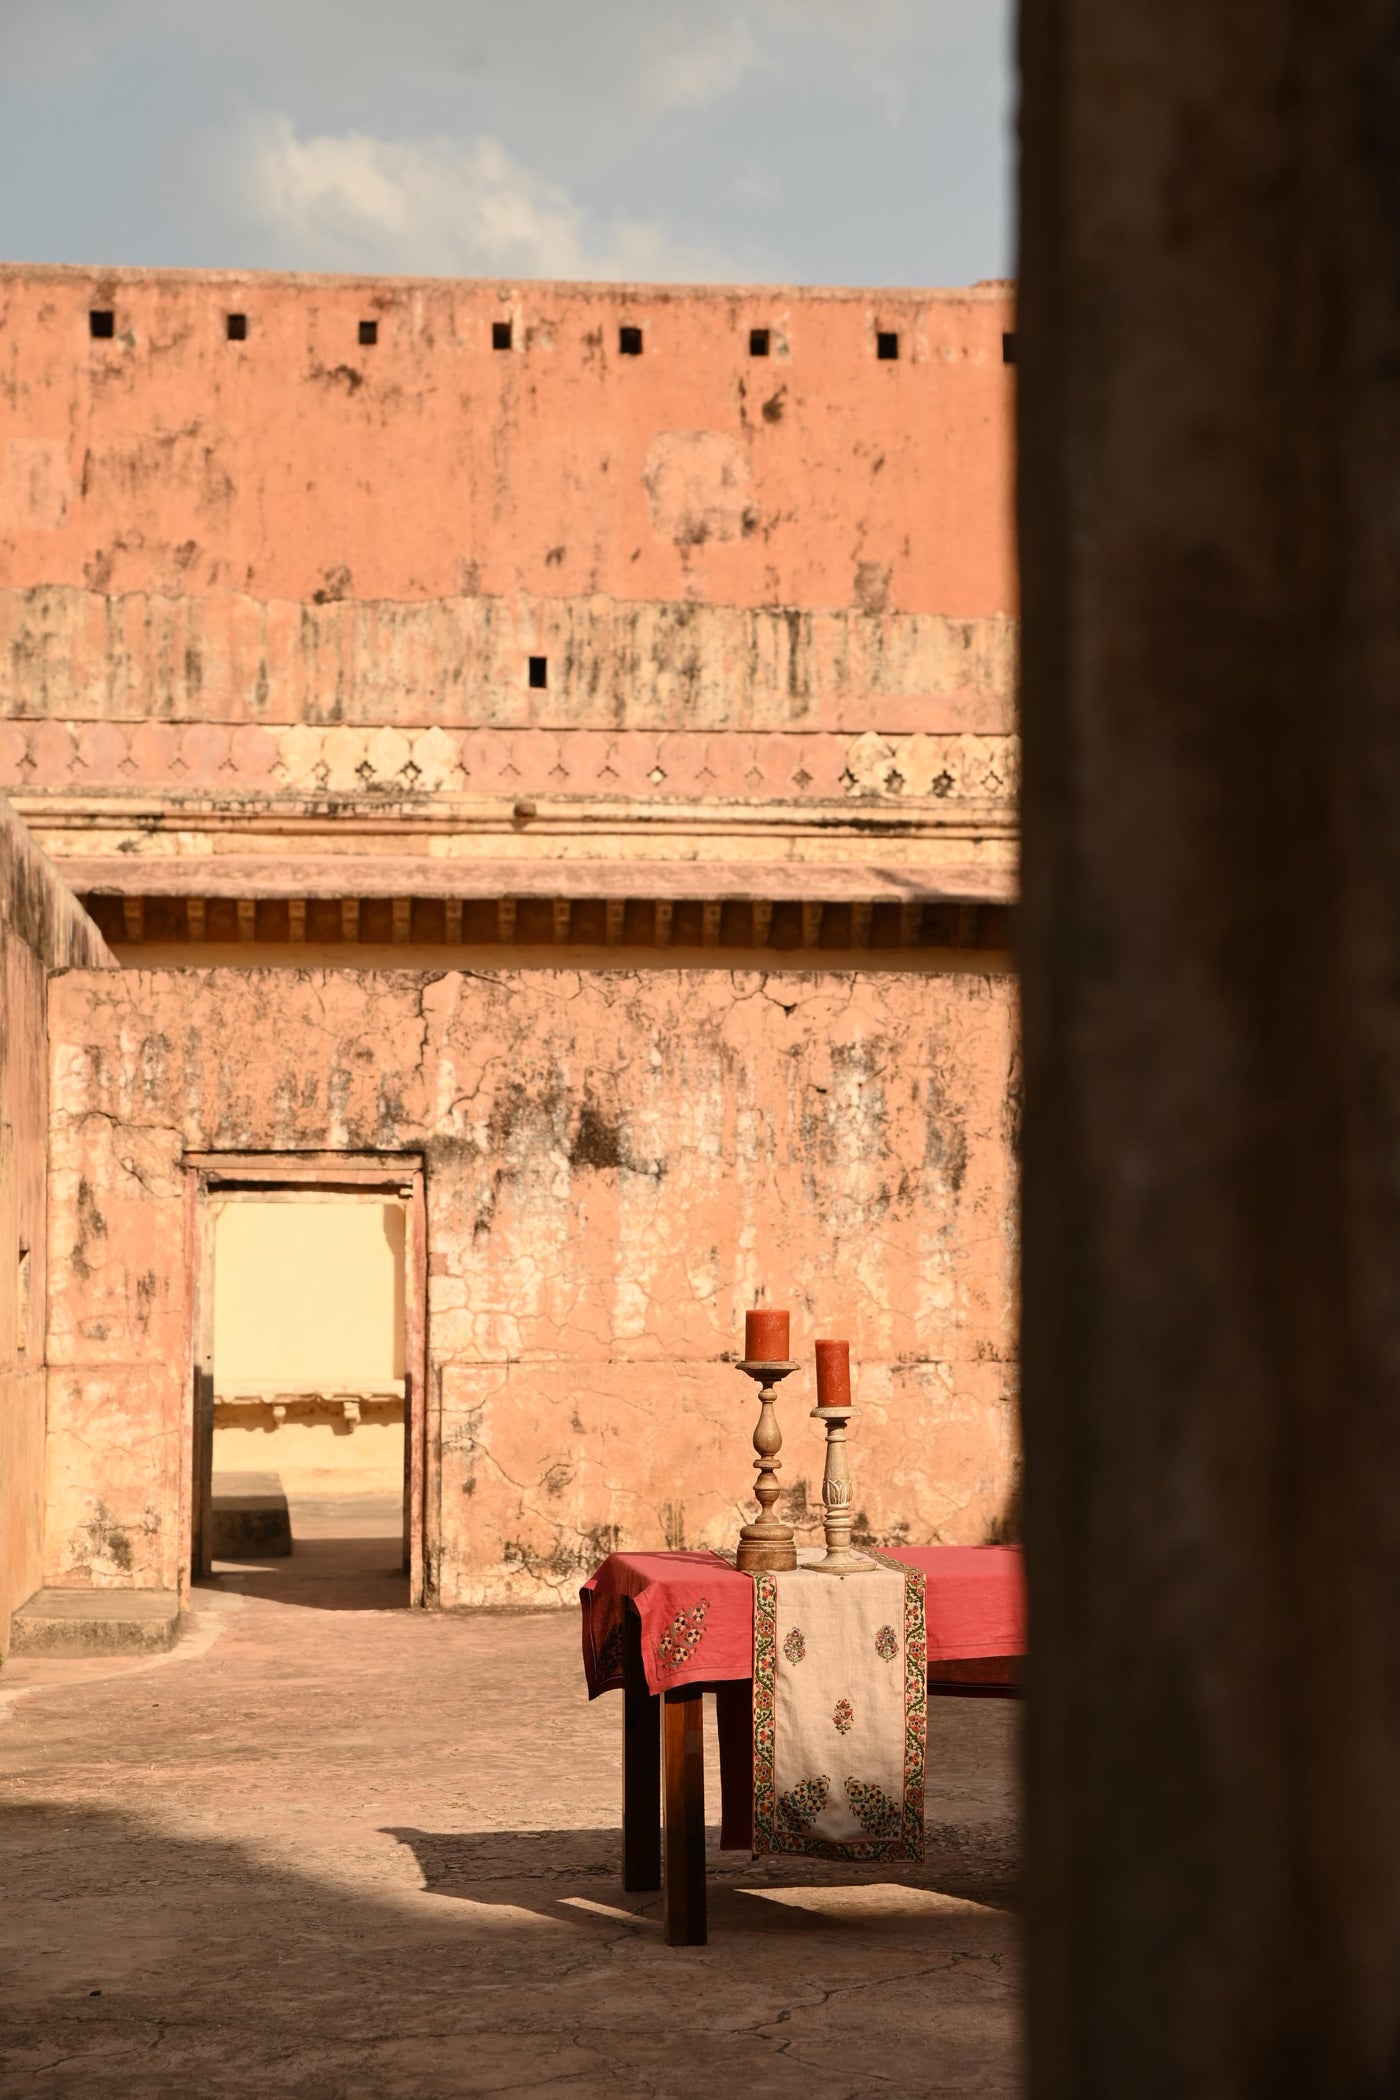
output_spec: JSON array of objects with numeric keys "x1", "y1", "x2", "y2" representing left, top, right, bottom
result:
[
  {"x1": 45, "y1": 962, "x2": 1018, "y2": 1604},
  {"x1": 0, "y1": 268, "x2": 1016, "y2": 868},
  {"x1": 0, "y1": 270, "x2": 1013, "y2": 658},
  {"x1": 0, "y1": 797, "x2": 112, "y2": 1649}
]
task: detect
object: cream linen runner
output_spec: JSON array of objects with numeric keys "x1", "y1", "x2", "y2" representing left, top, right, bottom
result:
[{"x1": 752, "y1": 1551, "x2": 926, "y2": 1861}]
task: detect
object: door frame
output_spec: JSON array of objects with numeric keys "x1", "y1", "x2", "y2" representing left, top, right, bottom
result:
[{"x1": 184, "y1": 1151, "x2": 431, "y2": 1605}]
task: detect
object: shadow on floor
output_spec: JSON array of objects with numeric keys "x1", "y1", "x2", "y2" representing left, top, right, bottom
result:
[
  {"x1": 382, "y1": 1820, "x2": 1020, "y2": 1921},
  {"x1": 0, "y1": 1801, "x2": 1020, "y2": 2098},
  {"x1": 202, "y1": 1533, "x2": 410, "y2": 1611}
]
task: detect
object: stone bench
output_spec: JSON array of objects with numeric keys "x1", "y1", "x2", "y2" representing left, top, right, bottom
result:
[
  {"x1": 210, "y1": 1472, "x2": 293, "y2": 1559},
  {"x1": 9, "y1": 1587, "x2": 181, "y2": 1656}
]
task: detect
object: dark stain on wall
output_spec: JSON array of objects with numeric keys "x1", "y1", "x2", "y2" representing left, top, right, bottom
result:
[
  {"x1": 569, "y1": 1102, "x2": 624, "y2": 1171},
  {"x1": 80, "y1": 1500, "x2": 134, "y2": 1571},
  {"x1": 71, "y1": 1175, "x2": 109, "y2": 1279},
  {"x1": 568, "y1": 1100, "x2": 666, "y2": 1179}
]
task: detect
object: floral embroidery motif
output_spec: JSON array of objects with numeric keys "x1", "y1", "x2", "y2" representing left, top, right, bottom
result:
[
  {"x1": 845, "y1": 1775, "x2": 902, "y2": 1838},
  {"x1": 595, "y1": 1619, "x2": 625, "y2": 1681},
  {"x1": 753, "y1": 1575, "x2": 780, "y2": 1843},
  {"x1": 900, "y1": 1560, "x2": 928, "y2": 1853},
  {"x1": 783, "y1": 1628, "x2": 807, "y2": 1665},
  {"x1": 657, "y1": 1598, "x2": 709, "y2": 1669},
  {"x1": 874, "y1": 1624, "x2": 899, "y2": 1663},
  {"x1": 777, "y1": 1775, "x2": 829, "y2": 1834},
  {"x1": 752, "y1": 1563, "x2": 927, "y2": 1864},
  {"x1": 833, "y1": 1697, "x2": 854, "y2": 1735}
]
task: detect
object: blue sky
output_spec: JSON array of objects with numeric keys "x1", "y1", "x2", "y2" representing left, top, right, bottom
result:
[{"x1": 0, "y1": 1, "x2": 1014, "y2": 286}]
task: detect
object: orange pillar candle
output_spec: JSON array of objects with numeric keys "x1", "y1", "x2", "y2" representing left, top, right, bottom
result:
[
  {"x1": 814, "y1": 1338, "x2": 852, "y2": 1408},
  {"x1": 745, "y1": 1308, "x2": 790, "y2": 1362}
]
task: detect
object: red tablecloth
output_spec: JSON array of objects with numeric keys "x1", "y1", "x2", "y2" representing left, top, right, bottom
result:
[
  {"x1": 893, "y1": 1546, "x2": 1025, "y2": 1663},
  {"x1": 580, "y1": 1544, "x2": 1024, "y2": 1699}
]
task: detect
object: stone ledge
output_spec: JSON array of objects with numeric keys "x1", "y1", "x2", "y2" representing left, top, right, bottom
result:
[
  {"x1": 8, "y1": 1586, "x2": 181, "y2": 1657},
  {"x1": 211, "y1": 1475, "x2": 293, "y2": 1560},
  {"x1": 49, "y1": 851, "x2": 1017, "y2": 905}
]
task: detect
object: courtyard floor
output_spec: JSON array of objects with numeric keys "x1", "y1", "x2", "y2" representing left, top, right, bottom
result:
[{"x1": 0, "y1": 1527, "x2": 1022, "y2": 2098}]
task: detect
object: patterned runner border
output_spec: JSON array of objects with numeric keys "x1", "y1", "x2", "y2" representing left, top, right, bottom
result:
[{"x1": 752, "y1": 1561, "x2": 927, "y2": 1861}]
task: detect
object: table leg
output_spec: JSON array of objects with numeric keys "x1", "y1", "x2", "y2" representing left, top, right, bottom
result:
[
  {"x1": 715, "y1": 1680, "x2": 754, "y2": 1852},
  {"x1": 622, "y1": 1605, "x2": 661, "y2": 1892},
  {"x1": 663, "y1": 1686, "x2": 707, "y2": 1946}
]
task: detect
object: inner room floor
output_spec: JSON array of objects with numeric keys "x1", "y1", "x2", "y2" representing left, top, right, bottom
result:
[
  {"x1": 0, "y1": 1591, "x2": 1022, "y2": 2098},
  {"x1": 210, "y1": 1484, "x2": 410, "y2": 1610}
]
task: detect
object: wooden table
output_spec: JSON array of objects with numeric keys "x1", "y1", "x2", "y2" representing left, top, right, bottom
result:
[{"x1": 587, "y1": 1549, "x2": 1025, "y2": 1946}]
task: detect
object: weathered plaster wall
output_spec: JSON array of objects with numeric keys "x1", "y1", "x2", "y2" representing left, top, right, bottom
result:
[
  {"x1": 0, "y1": 796, "x2": 113, "y2": 1649},
  {"x1": 0, "y1": 269, "x2": 1017, "y2": 892},
  {"x1": 0, "y1": 272, "x2": 1013, "y2": 635},
  {"x1": 45, "y1": 964, "x2": 1018, "y2": 1604}
]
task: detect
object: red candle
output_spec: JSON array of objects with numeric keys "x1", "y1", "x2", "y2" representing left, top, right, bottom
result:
[
  {"x1": 745, "y1": 1307, "x2": 790, "y2": 1363},
  {"x1": 814, "y1": 1338, "x2": 851, "y2": 1408}
]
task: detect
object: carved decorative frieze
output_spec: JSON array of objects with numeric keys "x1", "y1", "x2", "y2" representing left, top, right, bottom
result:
[{"x1": 0, "y1": 717, "x2": 1019, "y2": 807}]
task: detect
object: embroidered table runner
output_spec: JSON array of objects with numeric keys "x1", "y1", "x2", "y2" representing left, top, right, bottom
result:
[
  {"x1": 582, "y1": 1546, "x2": 1021, "y2": 1855},
  {"x1": 753, "y1": 1553, "x2": 926, "y2": 1863}
]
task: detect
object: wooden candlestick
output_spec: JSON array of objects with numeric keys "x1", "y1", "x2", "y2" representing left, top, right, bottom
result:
[
  {"x1": 735, "y1": 1360, "x2": 798, "y2": 1572},
  {"x1": 809, "y1": 1404, "x2": 876, "y2": 1574}
]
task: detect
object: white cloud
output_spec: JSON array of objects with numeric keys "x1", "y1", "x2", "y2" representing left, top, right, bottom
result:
[
  {"x1": 642, "y1": 12, "x2": 764, "y2": 111},
  {"x1": 0, "y1": 0, "x2": 942, "y2": 123},
  {"x1": 0, "y1": 0, "x2": 1011, "y2": 284},
  {"x1": 224, "y1": 113, "x2": 761, "y2": 281},
  {"x1": 731, "y1": 162, "x2": 784, "y2": 210}
]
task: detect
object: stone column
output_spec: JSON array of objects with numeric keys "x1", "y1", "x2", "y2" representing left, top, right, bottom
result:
[{"x1": 1017, "y1": 4, "x2": 1400, "y2": 2092}]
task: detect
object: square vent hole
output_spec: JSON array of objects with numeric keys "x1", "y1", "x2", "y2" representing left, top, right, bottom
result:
[
  {"x1": 89, "y1": 310, "x2": 114, "y2": 339},
  {"x1": 877, "y1": 331, "x2": 899, "y2": 360},
  {"x1": 493, "y1": 321, "x2": 512, "y2": 350},
  {"x1": 619, "y1": 325, "x2": 643, "y2": 356},
  {"x1": 226, "y1": 313, "x2": 247, "y2": 341},
  {"x1": 359, "y1": 319, "x2": 378, "y2": 346},
  {"x1": 528, "y1": 656, "x2": 548, "y2": 689},
  {"x1": 749, "y1": 327, "x2": 771, "y2": 357}
]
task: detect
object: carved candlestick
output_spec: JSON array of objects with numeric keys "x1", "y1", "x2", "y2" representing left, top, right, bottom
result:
[
  {"x1": 809, "y1": 1405, "x2": 876, "y2": 1573},
  {"x1": 735, "y1": 1360, "x2": 798, "y2": 1572}
]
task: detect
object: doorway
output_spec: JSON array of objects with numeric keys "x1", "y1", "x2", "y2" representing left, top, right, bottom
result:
[{"x1": 188, "y1": 1156, "x2": 428, "y2": 1607}]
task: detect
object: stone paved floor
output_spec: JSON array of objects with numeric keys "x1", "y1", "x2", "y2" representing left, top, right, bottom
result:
[{"x1": 0, "y1": 1534, "x2": 1022, "y2": 2098}]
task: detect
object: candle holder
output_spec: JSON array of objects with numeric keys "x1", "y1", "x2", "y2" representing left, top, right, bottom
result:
[
  {"x1": 735, "y1": 1360, "x2": 799, "y2": 1573},
  {"x1": 808, "y1": 1405, "x2": 876, "y2": 1574}
]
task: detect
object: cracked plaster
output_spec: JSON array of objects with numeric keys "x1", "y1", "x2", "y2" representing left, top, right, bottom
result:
[
  {"x1": 45, "y1": 964, "x2": 1018, "y2": 1604},
  {"x1": 0, "y1": 271, "x2": 1016, "y2": 871},
  {"x1": 0, "y1": 799, "x2": 114, "y2": 1646}
]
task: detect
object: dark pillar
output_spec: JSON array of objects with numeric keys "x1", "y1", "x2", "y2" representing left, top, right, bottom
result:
[{"x1": 1018, "y1": 4, "x2": 1400, "y2": 2092}]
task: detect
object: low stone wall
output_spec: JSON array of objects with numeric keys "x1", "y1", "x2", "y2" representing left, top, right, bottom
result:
[{"x1": 45, "y1": 963, "x2": 1019, "y2": 1604}]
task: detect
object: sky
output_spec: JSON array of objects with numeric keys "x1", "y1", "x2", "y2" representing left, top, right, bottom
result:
[{"x1": 0, "y1": 1, "x2": 1014, "y2": 287}]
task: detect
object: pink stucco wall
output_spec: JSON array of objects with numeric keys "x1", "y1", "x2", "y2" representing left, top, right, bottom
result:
[
  {"x1": 0, "y1": 798, "x2": 112, "y2": 1648},
  {"x1": 45, "y1": 963, "x2": 1019, "y2": 1604},
  {"x1": 0, "y1": 270, "x2": 1017, "y2": 884},
  {"x1": 0, "y1": 270, "x2": 1013, "y2": 627}
]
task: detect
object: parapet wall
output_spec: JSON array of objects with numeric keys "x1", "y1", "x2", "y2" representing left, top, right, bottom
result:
[
  {"x1": 45, "y1": 962, "x2": 1019, "y2": 1603},
  {"x1": 0, "y1": 269, "x2": 1017, "y2": 914},
  {"x1": 0, "y1": 270, "x2": 1013, "y2": 636}
]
